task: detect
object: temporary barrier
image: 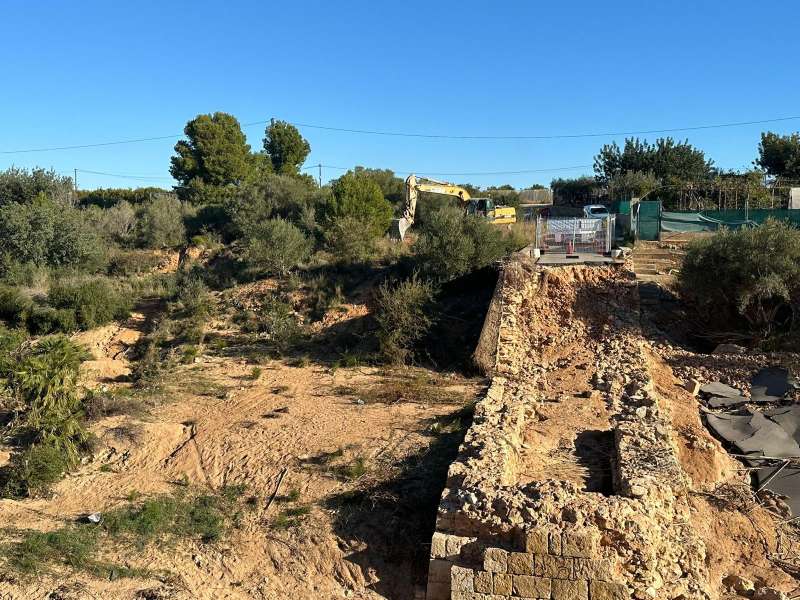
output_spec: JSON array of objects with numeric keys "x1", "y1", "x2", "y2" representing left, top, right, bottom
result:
[{"x1": 535, "y1": 216, "x2": 615, "y2": 255}]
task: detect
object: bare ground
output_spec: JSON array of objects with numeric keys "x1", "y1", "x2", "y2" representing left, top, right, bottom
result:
[{"x1": 0, "y1": 279, "x2": 482, "y2": 600}]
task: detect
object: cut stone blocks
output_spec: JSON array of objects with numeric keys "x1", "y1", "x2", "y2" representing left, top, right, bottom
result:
[
  {"x1": 512, "y1": 574, "x2": 551, "y2": 598},
  {"x1": 552, "y1": 578, "x2": 589, "y2": 600},
  {"x1": 451, "y1": 565, "x2": 474, "y2": 592},
  {"x1": 483, "y1": 548, "x2": 508, "y2": 573},
  {"x1": 507, "y1": 552, "x2": 534, "y2": 575},
  {"x1": 493, "y1": 573, "x2": 513, "y2": 595},
  {"x1": 474, "y1": 570, "x2": 493, "y2": 594}
]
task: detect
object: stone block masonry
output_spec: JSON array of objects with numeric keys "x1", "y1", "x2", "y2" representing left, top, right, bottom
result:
[{"x1": 426, "y1": 261, "x2": 714, "y2": 600}]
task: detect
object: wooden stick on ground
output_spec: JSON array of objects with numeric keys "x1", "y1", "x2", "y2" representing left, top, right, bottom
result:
[{"x1": 265, "y1": 467, "x2": 288, "y2": 515}]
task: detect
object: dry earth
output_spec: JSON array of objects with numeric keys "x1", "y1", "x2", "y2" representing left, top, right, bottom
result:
[{"x1": 0, "y1": 275, "x2": 482, "y2": 600}]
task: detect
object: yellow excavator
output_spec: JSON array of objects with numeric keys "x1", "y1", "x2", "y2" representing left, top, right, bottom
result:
[{"x1": 390, "y1": 174, "x2": 517, "y2": 240}]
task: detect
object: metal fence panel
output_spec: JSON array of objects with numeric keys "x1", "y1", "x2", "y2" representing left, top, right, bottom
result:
[{"x1": 535, "y1": 216, "x2": 614, "y2": 255}]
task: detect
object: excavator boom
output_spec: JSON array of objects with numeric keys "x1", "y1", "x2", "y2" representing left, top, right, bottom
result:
[
  {"x1": 390, "y1": 173, "x2": 517, "y2": 240},
  {"x1": 391, "y1": 175, "x2": 472, "y2": 240}
]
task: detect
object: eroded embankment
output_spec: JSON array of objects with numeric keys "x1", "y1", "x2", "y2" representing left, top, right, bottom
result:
[{"x1": 427, "y1": 261, "x2": 714, "y2": 600}]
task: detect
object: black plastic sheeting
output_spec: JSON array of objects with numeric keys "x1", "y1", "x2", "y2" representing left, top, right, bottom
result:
[{"x1": 701, "y1": 367, "x2": 800, "y2": 515}]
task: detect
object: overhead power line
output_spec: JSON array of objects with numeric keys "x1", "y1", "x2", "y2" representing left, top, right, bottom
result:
[
  {"x1": 301, "y1": 164, "x2": 593, "y2": 177},
  {"x1": 75, "y1": 168, "x2": 173, "y2": 181},
  {"x1": 0, "y1": 120, "x2": 269, "y2": 155},
  {"x1": 1, "y1": 115, "x2": 798, "y2": 155},
  {"x1": 288, "y1": 116, "x2": 800, "y2": 140}
]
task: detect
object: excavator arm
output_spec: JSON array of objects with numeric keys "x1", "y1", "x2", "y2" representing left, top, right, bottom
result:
[{"x1": 391, "y1": 174, "x2": 472, "y2": 240}]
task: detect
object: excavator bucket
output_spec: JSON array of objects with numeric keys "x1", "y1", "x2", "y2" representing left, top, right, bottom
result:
[{"x1": 390, "y1": 217, "x2": 412, "y2": 241}]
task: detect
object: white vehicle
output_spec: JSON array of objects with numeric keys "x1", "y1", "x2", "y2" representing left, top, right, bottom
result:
[{"x1": 582, "y1": 205, "x2": 610, "y2": 218}]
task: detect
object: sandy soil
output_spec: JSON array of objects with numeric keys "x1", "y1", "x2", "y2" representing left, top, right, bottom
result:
[{"x1": 0, "y1": 286, "x2": 481, "y2": 600}]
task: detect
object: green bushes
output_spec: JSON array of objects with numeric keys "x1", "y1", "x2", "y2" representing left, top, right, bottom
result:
[
  {"x1": 0, "y1": 335, "x2": 91, "y2": 497},
  {"x1": 0, "y1": 195, "x2": 106, "y2": 271},
  {"x1": 26, "y1": 305, "x2": 78, "y2": 335},
  {"x1": 2, "y1": 444, "x2": 70, "y2": 498},
  {"x1": 374, "y1": 275, "x2": 435, "y2": 365},
  {"x1": 324, "y1": 216, "x2": 378, "y2": 263},
  {"x1": 0, "y1": 284, "x2": 32, "y2": 325},
  {"x1": 243, "y1": 218, "x2": 311, "y2": 275},
  {"x1": 679, "y1": 220, "x2": 800, "y2": 343},
  {"x1": 48, "y1": 279, "x2": 132, "y2": 329},
  {"x1": 135, "y1": 195, "x2": 187, "y2": 248},
  {"x1": 413, "y1": 206, "x2": 519, "y2": 281}
]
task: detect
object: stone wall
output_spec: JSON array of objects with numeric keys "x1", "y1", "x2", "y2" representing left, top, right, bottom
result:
[{"x1": 426, "y1": 261, "x2": 715, "y2": 600}]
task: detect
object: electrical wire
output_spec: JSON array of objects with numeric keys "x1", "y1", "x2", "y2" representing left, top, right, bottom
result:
[
  {"x1": 288, "y1": 116, "x2": 800, "y2": 140},
  {"x1": 301, "y1": 164, "x2": 593, "y2": 176},
  {"x1": 75, "y1": 168, "x2": 173, "y2": 181},
  {"x1": 1, "y1": 114, "x2": 797, "y2": 154}
]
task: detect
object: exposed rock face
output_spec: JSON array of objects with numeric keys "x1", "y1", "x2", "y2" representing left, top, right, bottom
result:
[{"x1": 427, "y1": 262, "x2": 715, "y2": 600}]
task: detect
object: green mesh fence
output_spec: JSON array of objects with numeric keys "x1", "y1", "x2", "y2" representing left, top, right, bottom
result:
[{"x1": 661, "y1": 209, "x2": 800, "y2": 233}]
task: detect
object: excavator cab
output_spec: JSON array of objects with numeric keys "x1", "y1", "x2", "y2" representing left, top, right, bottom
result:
[{"x1": 466, "y1": 198, "x2": 496, "y2": 218}]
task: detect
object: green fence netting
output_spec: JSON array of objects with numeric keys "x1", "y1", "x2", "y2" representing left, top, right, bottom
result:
[{"x1": 661, "y1": 209, "x2": 800, "y2": 233}]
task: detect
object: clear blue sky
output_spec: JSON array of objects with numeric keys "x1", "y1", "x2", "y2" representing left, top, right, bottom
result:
[{"x1": 2, "y1": 0, "x2": 799, "y2": 190}]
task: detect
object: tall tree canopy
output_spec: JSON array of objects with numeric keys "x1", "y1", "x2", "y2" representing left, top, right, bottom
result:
[
  {"x1": 170, "y1": 112, "x2": 254, "y2": 188},
  {"x1": 263, "y1": 120, "x2": 311, "y2": 175},
  {"x1": 593, "y1": 137, "x2": 714, "y2": 184},
  {"x1": 756, "y1": 132, "x2": 800, "y2": 180}
]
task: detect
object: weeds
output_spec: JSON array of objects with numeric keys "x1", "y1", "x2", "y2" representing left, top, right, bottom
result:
[
  {"x1": 2, "y1": 487, "x2": 250, "y2": 576},
  {"x1": 374, "y1": 275, "x2": 435, "y2": 365},
  {"x1": 355, "y1": 371, "x2": 472, "y2": 406}
]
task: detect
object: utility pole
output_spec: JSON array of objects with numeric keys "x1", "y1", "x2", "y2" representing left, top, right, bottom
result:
[
  {"x1": 74, "y1": 168, "x2": 78, "y2": 191},
  {"x1": 318, "y1": 163, "x2": 322, "y2": 188}
]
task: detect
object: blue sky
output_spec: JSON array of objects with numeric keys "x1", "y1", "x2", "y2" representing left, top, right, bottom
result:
[{"x1": 2, "y1": 0, "x2": 799, "y2": 189}]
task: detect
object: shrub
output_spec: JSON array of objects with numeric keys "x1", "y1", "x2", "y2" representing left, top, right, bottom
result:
[
  {"x1": 0, "y1": 284, "x2": 32, "y2": 325},
  {"x1": 48, "y1": 279, "x2": 132, "y2": 329},
  {"x1": 2, "y1": 444, "x2": 70, "y2": 498},
  {"x1": 175, "y1": 275, "x2": 213, "y2": 318},
  {"x1": 26, "y1": 305, "x2": 78, "y2": 335},
  {"x1": 324, "y1": 215, "x2": 378, "y2": 263},
  {"x1": 107, "y1": 249, "x2": 164, "y2": 276},
  {"x1": 0, "y1": 195, "x2": 105, "y2": 271},
  {"x1": 0, "y1": 167, "x2": 73, "y2": 206},
  {"x1": 5, "y1": 336, "x2": 91, "y2": 473},
  {"x1": 86, "y1": 201, "x2": 137, "y2": 245},
  {"x1": 243, "y1": 218, "x2": 311, "y2": 276},
  {"x1": 374, "y1": 275, "x2": 435, "y2": 365},
  {"x1": 413, "y1": 206, "x2": 516, "y2": 281},
  {"x1": 136, "y1": 195, "x2": 187, "y2": 248},
  {"x1": 679, "y1": 220, "x2": 800, "y2": 343}
]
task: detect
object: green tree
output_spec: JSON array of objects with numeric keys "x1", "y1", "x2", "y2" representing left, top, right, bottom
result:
[
  {"x1": 352, "y1": 166, "x2": 404, "y2": 206},
  {"x1": 413, "y1": 205, "x2": 523, "y2": 281},
  {"x1": 594, "y1": 137, "x2": 714, "y2": 184},
  {"x1": 608, "y1": 170, "x2": 659, "y2": 200},
  {"x1": 326, "y1": 171, "x2": 393, "y2": 238},
  {"x1": 170, "y1": 112, "x2": 254, "y2": 195},
  {"x1": 263, "y1": 120, "x2": 311, "y2": 175},
  {"x1": 0, "y1": 167, "x2": 74, "y2": 207},
  {"x1": 756, "y1": 132, "x2": 800, "y2": 180}
]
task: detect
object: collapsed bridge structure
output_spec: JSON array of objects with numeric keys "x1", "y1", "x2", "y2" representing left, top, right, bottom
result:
[{"x1": 425, "y1": 256, "x2": 779, "y2": 600}]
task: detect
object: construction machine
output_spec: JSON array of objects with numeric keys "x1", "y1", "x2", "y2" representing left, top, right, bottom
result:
[{"x1": 390, "y1": 174, "x2": 517, "y2": 240}]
